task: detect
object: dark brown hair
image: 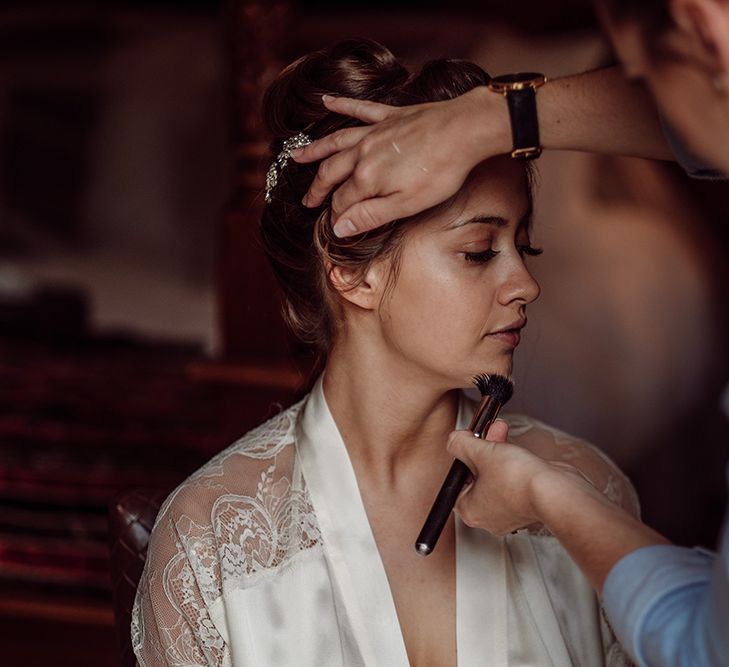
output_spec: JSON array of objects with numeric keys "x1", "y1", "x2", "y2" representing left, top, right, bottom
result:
[{"x1": 260, "y1": 39, "x2": 499, "y2": 355}]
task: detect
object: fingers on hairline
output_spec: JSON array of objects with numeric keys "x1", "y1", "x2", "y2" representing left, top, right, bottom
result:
[
  {"x1": 324, "y1": 96, "x2": 392, "y2": 123},
  {"x1": 331, "y1": 169, "x2": 383, "y2": 216},
  {"x1": 304, "y1": 150, "x2": 357, "y2": 201},
  {"x1": 294, "y1": 127, "x2": 370, "y2": 163},
  {"x1": 332, "y1": 196, "x2": 404, "y2": 235}
]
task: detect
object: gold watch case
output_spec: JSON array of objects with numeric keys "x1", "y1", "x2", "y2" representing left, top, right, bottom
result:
[{"x1": 487, "y1": 72, "x2": 547, "y2": 94}]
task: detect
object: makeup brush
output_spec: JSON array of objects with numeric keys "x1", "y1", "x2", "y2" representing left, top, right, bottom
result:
[{"x1": 414, "y1": 373, "x2": 514, "y2": 557}]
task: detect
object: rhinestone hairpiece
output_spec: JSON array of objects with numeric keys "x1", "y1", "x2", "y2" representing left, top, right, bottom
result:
[{"x1": 265, "y1": 132, "x2": 312, "y2": 203}]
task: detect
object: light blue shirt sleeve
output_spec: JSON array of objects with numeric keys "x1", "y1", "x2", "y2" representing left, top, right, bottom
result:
[
  {"x1": 660, "y1": 116, "x2": 726, "y2": 180},
  {"x1": 603, "y1": 478, "x2": 729, "y2": 667}
]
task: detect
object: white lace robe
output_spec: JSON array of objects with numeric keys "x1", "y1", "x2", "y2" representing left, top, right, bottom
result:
[{"x1": 132, "y1": 377, "x2": 638, "y2": 666}]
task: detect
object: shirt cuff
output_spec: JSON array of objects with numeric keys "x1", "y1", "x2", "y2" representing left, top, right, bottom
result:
[
  {"x1": 602, "y1": 544, "x2": 715, "y2": 665},
  {"x1": 660, "y1": 116, "x2": 726, "y2": 180}
]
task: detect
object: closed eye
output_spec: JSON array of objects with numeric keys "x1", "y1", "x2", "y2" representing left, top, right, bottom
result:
[
  {"x1": 464, "y1": 249, "x2": 498, "y2": 263},
  {"x1": 518, "y1": 245, "x2": 543, "y2": 257}
]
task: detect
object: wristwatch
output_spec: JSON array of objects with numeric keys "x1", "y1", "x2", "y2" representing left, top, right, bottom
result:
[{"x1": 487, "y1": 73, "x2": 547, "y2": 160}]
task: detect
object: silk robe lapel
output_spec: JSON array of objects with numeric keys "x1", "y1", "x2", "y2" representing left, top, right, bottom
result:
[
  {"x1": 505, "y1": 534, "x2": 576, "y2": 666},
  {"x1": 296, "y1": 381, "x2": 576, "y2": 666},
  {"x1": 454, "y1": 394, "x2": 510, "y2": 666},
  {"x1": 455, "y1": 517, "x2": 508, "y2": 666},
  {"x1": 296, "y1": 377, "x2": 410, "y2": 666}
]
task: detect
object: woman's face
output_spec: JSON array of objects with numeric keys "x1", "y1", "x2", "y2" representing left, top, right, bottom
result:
[{"x1": 375, "y1": 157, "x2": 540, "y2": 389}]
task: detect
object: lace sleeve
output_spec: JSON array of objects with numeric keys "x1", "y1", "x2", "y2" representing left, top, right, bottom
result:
[
  {"x1": 131, "y1": 486, "x2": 230, "y2": 667},
  {"x1": 131, "y1": 400, "x2": 306, "y2": 667},
  {"x1": 504, "y1": 414, "x2": 641, "y2": 518}
]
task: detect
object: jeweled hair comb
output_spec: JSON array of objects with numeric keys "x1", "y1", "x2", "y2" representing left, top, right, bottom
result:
[{"x1": 265, "y1": 132, "x2": 312, "y2": 203}]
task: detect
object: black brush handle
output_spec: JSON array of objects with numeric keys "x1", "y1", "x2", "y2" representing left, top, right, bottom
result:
[
  {"x1": 414, "y1": 393, "x2": 503, "y2": 556},
  {"x1": 415, "y1": 459, "x2": 472, "y2": 556}
]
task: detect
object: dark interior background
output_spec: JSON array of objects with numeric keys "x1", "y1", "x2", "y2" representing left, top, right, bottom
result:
[{"x1": 1, "y1": 1, "x2": 727, "y2": 664}]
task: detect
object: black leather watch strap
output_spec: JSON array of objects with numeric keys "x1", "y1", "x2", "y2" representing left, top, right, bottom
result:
[{"x1": 505, "y1": 87, "x2": 541, "y2": 160}]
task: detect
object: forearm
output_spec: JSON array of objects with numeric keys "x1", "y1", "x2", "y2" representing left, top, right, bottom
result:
[
  {"x1": 530, "y1": 469, "x2": 669, "y2": 593},
  {"x1": 539, "y1": 66, "x2": 674, "y2": 160}
]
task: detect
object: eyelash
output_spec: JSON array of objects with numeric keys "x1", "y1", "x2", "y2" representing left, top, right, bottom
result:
[
  {"x1": 464, "y1": 249, "x2": 498, "y2": 263},
  {"x1": 463, "y1": 246, "x2": 544, "y2": 263}
]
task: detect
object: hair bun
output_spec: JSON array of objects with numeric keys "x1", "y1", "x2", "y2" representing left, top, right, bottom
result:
[
  {"x1": 262, "y1": 39, "x2": 409, "y2": 139},
  {"x1": 406, "y1": 59, "x2": 491, "y2": 103}
]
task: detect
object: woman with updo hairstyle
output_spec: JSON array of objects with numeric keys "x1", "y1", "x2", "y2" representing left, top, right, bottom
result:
[{"x1": 133, "y1": 40, "x2": 637, "y2": 666}]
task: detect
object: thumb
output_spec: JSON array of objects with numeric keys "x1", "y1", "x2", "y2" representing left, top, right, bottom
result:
[
  {"x1": 332, "y1": 196, "x2": 403, "y2": 237},
  {"x1": 484, "y1": 418, "x2": 509, "y2": 443},
  {"x1": 446, "y1": 430, "x2": 479, "y2": 472}
]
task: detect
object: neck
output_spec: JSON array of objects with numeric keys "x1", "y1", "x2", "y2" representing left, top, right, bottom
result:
[{"x1": 323, "y1": 334, "x2": 460, "y2": 488}]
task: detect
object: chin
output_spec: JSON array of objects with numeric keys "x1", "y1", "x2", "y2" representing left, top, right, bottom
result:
[
  {"x1": 451, "y1": 361, "x2": 513, "y2": 390},
  {"x1": 473, "y1": 356, "x2": 514, "y2": 379}
]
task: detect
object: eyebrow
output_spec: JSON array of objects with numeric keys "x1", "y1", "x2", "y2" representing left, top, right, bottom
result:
[
  {"x1": 450, "y1": 209, "x2": 533, "y2": 230},
  {"x1": 450, "y1": 215, "x2": 508, "y2": 229}
]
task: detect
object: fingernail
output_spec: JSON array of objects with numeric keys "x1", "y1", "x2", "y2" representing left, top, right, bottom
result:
[
  {"x1": 301, "y1": 194, "x2": 310, "y2": 206},
  {"x1": 322, "y1": 94, "x2": 334, "y2": 103},
  {"x1": 290, "y1": 148, "x2": 302, "y2": 158},
  {"x1": 333, "y1": 219, "x2": 357, "y2": 238}
]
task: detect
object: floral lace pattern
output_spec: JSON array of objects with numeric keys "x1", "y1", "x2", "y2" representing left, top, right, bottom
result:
[
  {"x1": 504, "y1": 412, "x2": 641, "y2": 519},
  {"x1": 132, "y1": 400, "x2": 637, "y2": 666},
  {"x1": 132, "y1": 400, "x2": 321, "y2": 667}
]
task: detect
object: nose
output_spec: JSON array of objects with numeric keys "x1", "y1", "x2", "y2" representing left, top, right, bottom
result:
[{"x1": 497, "y1": 256, "x2": 540, "y2": 307}]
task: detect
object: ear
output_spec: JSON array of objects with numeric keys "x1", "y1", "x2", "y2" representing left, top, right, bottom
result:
[
  {"x1": 328, "y1": 260, "x2": 388, "y2": 311},
  {"x1": 670, "y1": 0, "x2": 729, "y2": 76}
]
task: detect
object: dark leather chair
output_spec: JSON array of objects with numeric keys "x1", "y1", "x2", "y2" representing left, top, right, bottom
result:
[{"x1": 108, "y1": 488, "x2": 166, "y2": 667}]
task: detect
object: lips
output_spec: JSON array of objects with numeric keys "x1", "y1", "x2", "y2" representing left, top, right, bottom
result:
[{"x1": 486, "y1": 319, "x2": 526, "y2": 348}]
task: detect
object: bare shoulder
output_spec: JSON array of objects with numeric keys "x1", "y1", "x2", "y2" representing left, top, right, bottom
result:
[{"x1": 502, "y1": 413, "x2": 641, "y2": 518}]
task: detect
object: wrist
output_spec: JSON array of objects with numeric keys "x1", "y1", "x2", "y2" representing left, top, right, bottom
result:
[
  {"x1": 525, "y1": 467, "x2": 555, "y2": 525},
  {"x1": 536, "y1": 76, "x2": 568, "y2": 152},
  {"x1": 528, "y1": 465, "x2": 598, "y2": 526},
  {"x1": 463, "y1": 85, "x2": 512, "y2": 162}
]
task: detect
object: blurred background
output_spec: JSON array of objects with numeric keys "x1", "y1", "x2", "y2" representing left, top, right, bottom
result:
[{"x1": 1, "y1": 0, "x2": 727, "y2": 664}]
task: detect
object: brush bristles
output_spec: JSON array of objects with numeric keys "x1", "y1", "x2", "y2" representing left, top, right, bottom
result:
[{"x1": 472, "y1": 373, "x2": 514, "y2": 403}]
